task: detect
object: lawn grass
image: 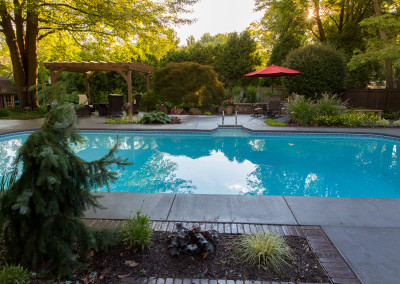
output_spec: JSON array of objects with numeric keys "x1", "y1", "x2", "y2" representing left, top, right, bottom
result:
[{"x1": 0, "y1": 108, "x2": 47, "y2": 120}]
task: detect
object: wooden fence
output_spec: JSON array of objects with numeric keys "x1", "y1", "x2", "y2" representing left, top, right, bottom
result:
[{"x1": 342, "y1": 89, "x2": 400, "y2": 113}]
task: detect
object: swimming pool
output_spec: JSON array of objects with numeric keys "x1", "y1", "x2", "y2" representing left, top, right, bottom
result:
[{"x1": 1, "y1": 129, "x2": 399, "y2": 198}]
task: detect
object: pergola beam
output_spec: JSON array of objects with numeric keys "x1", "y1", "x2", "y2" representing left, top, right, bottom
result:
[{"x1": 44, "y1": 61, "x2": 155, "y2": 114}]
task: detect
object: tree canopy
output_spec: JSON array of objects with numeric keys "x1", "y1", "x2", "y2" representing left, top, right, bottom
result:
[
  {"x1": 0, "y1": 0, "x2": 199, "y2": 107},
  {"x1": 152, "y1": 62, "x2": 225, "y2": 107}
]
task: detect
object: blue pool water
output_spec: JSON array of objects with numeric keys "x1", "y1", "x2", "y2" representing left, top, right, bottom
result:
[{"x1": 0, "y1": 129, "x2": 399, "y2": 198}]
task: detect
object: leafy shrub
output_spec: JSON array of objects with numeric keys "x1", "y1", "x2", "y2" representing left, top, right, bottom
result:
[
  {"x1": 265, "y1": 119, "x2": 287, "y2": 126},
  {"x1": 0, "y1": 108, "x2": 11, "y2": 117},
  {"x1": 287, "y1": 94, "x2": 317, "y2": 125},
  {"x1": 89, "y1": 228, "x2": 120, "y2": 253},
  {"x1": 234, "y1": 231, "x2": 293, "y2": 274},
  {"x1": 375, "y1": 119, "x2": 390, "y2": 127},
  {"x1": 168, "y1": 223, "x2": 218, "y2": 257},
  {"x1": 152, "y1": 62, "x2": 225, "y2": 107},
  {"x1": 284, "y1": 44, "x2": 346, "y2": 98},
  {"x1": 0, "y1": 263, "x2": 31, "y2": 284},
  {"x1": 141, "y1": 111, "x2": 172, "y2": 124},
  {"x1": 312, "y1": 112, "x2": 381, "y2": 127},
  {"x1": 120, "y1": 211, "x2": 152, "y2": 252},
  {"x1": 312, "y1": 115, "x2": 342, "y2": 126},
  {"x1": 106, "y1": 119, "x2": 129, "y2": 124},
  {"x1": 316, "y1": 93, "x2": 347, "y2": 116},
  {"x1": 382, "y1": 111, "x2": 400, "y2": 120},
  {"x1": 393, "y1": 120, "x2": 400, "y2": 127},
  {"x1": 204, "y1": 111, "x2": 212, "y2": 116}
]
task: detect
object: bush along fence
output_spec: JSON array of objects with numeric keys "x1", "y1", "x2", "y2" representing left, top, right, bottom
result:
[{"x1": 342, "y1": 89, "x2": 400, "y2": 113}]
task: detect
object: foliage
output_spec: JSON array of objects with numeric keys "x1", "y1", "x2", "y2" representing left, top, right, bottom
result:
[
  {"x1": 120, "y1": 211, "x2": 153, "y2": 252},
  {"x1": 213, "y1": 31, "x2": 261, "y2": 88},
  {"x1": 284, "y1": 45, "x2": 346, "y2": 98},
  {"x1": 315, "y1": 93, "x2": 347, "y2": 116},
  {"x1": 348, "y1": 14, "x2": 400, "y2": 80},
  {"x1": 0, "y1": 263, "x2": 31, "y2": 284},
  {"x1": 234, "y1": 231, "x2": 293, "y2": 274},
  {"x1": 204, "y1": 111, "x2": 212, "y2": 116},
  {"x1": 382, "y1": 111, "x2": 400, "y2": 120},
  {"x1": 375, "y1": 119, "x2": 390, "y2": 127},
  {"x1": 287, "y1": 95, "x2": 317, "y2": 126},
  {"x1": 0, "y1": 107, "x2": 47, "y2": 120},
  {"x1": 265, "y1": 119, "x2": 287, "y2": 127},
  {"x1": 106, "y1": 119, "x2": 130, "y2": 124},
  {"x1": 168, "y1": 223, "x2": 218, "y2": 257},
  {"x1": 141, "y1": 111, "x2": 172, "y2": 124},
  {"x1": 152, "y1": 62, "x2": 225, "y2": 107},
  {"x1": 0, "y1": 72, "x2": 131, "y2": 277},
  {"x1": 393, "y1": 120, "x2": 400, "y2": 127},
  {"x1": 1, "y1": 0, "x2": 199, "y2": 108},
  {"x1": 222, "y1": 99, "x2": 238, "y2": 107},
  {"x1": 245, "y1": 86, "x2": 259, "y2": 103},
  {"x1": 312, "y1": 112, "x2": 382, "y2": 127},
  {"x1": 89, "y1": 228, "x2": 120, "y2": 254},
  {"x1": 0, "y1": 108, "x2": 11, "y2": 118}
]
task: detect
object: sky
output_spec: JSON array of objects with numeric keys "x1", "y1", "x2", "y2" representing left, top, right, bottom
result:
[{"x1": 174, "y1": 0, "x2": 264, "y2": 45}]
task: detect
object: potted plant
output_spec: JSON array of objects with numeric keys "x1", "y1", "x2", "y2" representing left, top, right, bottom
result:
[{"x1": 222, "y1": 99, "x2": 237, "y2": 115}]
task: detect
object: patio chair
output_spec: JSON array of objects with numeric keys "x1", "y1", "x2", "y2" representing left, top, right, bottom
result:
[
  {"x1": 76, "y1": 94, "x2": 92, "y2": 117},
  {"x1": 267, "y1": 96, "x2": 282, "y2": 117},
  {"x1": 131, "y1": 94, "x2": 142, "y2": 115},
  {"x1": 107, "y1": 94, "x2": 124, "y2": 117},
  {"x1": 251, "y1": 103, "x2": 263, "y2": 117}
]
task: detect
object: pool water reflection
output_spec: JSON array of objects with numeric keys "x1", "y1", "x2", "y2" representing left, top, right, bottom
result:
[{"x1": 0, "y1": 130, "x2": 399, "y2": 198}]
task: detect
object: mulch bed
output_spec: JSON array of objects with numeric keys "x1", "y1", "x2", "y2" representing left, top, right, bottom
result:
[{"x1": 75, "y1": 232, "x2": 330, "y2": 283}]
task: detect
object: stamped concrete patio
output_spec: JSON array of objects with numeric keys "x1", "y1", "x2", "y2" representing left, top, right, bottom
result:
[{"x1": 1, "y1": 114, "x2": 399, "y2": 284}]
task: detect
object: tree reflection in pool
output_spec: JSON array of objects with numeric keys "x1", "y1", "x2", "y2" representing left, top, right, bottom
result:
[{"x1": 0, "y1": 130, "x2": 399, "y2": 198}]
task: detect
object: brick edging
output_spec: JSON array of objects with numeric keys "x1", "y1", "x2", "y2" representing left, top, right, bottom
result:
[{"x1": 83, "y1": 219, "x2": 361, "y2": 284}]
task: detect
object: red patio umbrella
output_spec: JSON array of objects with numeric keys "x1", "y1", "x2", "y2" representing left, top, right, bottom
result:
[{"x1": 244, "y1": 64, "x2": 301, "y2": 95}]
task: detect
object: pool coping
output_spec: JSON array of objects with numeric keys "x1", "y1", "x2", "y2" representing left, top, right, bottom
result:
[{"x1": 84, "y1": 219, "x2": 360, "y2": 284}]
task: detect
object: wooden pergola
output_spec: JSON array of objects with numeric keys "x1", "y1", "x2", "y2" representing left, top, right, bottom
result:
[{"x1": 43, "y1": 61, "x2": 155, "y2": 113}]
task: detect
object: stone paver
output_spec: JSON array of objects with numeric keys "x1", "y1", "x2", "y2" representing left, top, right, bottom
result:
[
  {"x1": 323, "y1": 226, "x2": 400, "y2": 284},
  {"x1": 167, "y1": 194, "x2": 297, "y2": 224},
  {"x1": 285, "y1": 196, "x2": 400, "y2": 227},
  {"x1": 84, "y1": 192, "x2": 174, "y2": 220}
]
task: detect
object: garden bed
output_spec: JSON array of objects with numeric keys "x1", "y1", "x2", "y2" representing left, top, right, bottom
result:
[{"x1": 74, "y1": 232, "x2": 330, "y2": 283}]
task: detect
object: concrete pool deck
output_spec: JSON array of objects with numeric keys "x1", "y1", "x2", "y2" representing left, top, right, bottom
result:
[{"x1": 1, "y1": 114, "x2": 400, "y2": 284}]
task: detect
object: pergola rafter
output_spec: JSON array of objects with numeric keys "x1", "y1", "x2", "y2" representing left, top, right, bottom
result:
[{"x1": 43, "y1": 61, "x2": 155, "y2": 114}]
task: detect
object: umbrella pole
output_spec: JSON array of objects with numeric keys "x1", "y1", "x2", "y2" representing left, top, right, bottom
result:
[{"x1": 271, "y1": 78, "x2": 274, "y2": 95}]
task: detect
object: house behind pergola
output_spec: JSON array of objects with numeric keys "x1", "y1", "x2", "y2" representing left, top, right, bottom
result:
[
  {"x1": 43, "y1": 61, "x2": 155, "y2": 113},
  {"x1": 0, "y1": 76, "x2": 16, "y2": 108}
]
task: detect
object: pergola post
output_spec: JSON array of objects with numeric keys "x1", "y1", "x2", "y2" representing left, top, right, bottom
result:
[
  {"x1": 127, "y1": 70, "x2": 132, "y2": 115},
  {"x1": 146, "y1": 74, "x2": 150, "y2": 95},
  {"x1": 85, "y1": 72, "x2": 90, "y2": 99}
]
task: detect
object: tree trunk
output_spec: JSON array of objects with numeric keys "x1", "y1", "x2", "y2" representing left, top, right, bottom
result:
[
  {"x1": 0, "y1": 1, "x2": 39, "y2": 108},
  {"x1": 313, "y1": 0, "x2": 326, "y2": 42},
  {"x1": 373, "y1": 0, "x2": 393, "y2": 89}
]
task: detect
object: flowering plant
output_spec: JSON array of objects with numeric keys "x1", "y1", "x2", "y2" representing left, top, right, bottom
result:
[{"x1": 222, "y1": 99, "x2": 237, "y2": 107}]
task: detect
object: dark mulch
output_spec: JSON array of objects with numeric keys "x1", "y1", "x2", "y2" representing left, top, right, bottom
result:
[{"x1": 75, "y1": 232, "x2": 330, "y2": 283}]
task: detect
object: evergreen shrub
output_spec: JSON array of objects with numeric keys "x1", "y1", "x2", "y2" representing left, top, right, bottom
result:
[
  {"x1": 393, "y1": 120, "x2": 400, "y2": 127},
  {"x1": 0, "y1": 71, "x2": 131, "y2": 277},
  {"x1": 284, "y1": 45, "x2": 346, "y2": 98}
]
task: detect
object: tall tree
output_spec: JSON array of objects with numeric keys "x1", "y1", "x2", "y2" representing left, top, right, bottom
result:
[
  {"x1": 213, "y1": 31, "x2": 261, "y2": 88},
  {"x1": 0, "y1": 0, "x2": 198, "y2": 108}
]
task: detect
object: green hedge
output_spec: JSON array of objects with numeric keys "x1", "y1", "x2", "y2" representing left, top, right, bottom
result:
[{"x1": 284, "y1": 45, "x2": 346, "y2": 98}]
